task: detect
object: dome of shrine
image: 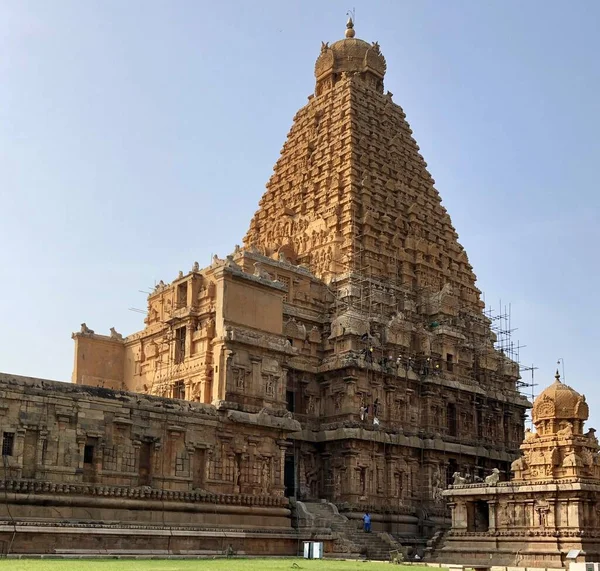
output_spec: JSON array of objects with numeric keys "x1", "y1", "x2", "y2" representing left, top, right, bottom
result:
[
  {"x1": 314, "y1": 18, "x2": 386, "y2": 82},
  {"x1": 532, "y1": 371, "x2": 589, "y2": 423}
]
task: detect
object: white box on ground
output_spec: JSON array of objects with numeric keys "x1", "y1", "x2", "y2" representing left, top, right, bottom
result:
[{"x1": 303, "y1": 541, "x2": 323, "y2": 559}]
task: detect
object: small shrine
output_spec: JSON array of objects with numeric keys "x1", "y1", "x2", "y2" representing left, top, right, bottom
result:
[{"x1": 439, "y1": 371, "x2": 600, "y2": 568}]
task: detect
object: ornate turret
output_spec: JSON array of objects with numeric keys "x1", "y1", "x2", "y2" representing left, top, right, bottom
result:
[
  {"x1": 532, "y1": 370, "x2": 589, "y2": 433},
  {"x1": 511, "y1": 370, "x2": 598, "y2": 481},
  {"x1": 314, "y1": 18, "x2": 386, "y2": 95}
]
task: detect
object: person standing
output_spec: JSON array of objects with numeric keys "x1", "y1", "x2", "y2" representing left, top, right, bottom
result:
[{"x1": 363, "y1": 512, "x2": 371, "y2": 533}]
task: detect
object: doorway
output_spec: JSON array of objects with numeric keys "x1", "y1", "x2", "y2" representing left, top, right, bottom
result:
[{"x1": 284, "y1": 454, "x2": 296, "y2": 498}]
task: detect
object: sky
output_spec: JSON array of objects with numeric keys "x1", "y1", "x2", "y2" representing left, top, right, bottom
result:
[{"x1": 1, "y1": 1, "x2": 599, "y2": 424}]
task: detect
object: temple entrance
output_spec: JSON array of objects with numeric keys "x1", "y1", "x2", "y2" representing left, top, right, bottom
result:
[
  {"x1": 467, "y1": 500, "x2": 489, "y2": 532},
  {"x1": 284, "y1": 454, "x2": 296, "y2": 498}
]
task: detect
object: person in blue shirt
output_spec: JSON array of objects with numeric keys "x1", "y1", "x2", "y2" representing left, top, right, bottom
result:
[{"x1": 363, "y1": 512, "x2": 371, "y2": 533}]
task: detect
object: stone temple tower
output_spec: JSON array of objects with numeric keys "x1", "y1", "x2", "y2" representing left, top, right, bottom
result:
[
  {"x1": 70, "y1": 20, "x2": 531, "y2": 548},
  {"x1": 244, "y1": 18, "x2": 481, "y2": 312}
]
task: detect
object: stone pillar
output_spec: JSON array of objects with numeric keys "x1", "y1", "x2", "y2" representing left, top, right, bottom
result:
[
  {"x1": 569, "y1": 500, "x2": 582, "y2": 529},
  {"x1": 452, "y1": 500, "x2": 468, "y2": 530},
  {"x1": 249, "y1": 355, "x2": 261, "y2": 395},
  {"x1": 76, "y1": 435, "x2": 86, "y2": 470},
  {"x1": 14, "y1": 428, "x2": 26, "y2": 472},
  {"x1": 488, "y1": 500, "x2": 497, "y2": 531},
  {"x1": 275, "y1": 439, "x2": 290, "y2": 497},
  {"x1": 280, "y1": 366, "x2": 288, "y2": 403},
  {"x1": 38, "y1": 430, "x2": 48, "y2": 467}
]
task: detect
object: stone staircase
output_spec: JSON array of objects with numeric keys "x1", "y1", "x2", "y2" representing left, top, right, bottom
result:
[
  {"x1": 303, "y1": 501, "x2": 406, "y2": 561},
  {"x1": 424, "y1": 529, "x2": 447, "y2": 560}
]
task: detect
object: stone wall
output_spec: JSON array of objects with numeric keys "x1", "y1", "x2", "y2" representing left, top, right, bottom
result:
[{"x1": 0, "y1": 372, "x2": 323, "y2": 556}]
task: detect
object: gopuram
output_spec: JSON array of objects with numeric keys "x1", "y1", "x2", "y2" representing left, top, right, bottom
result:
[
  {"x1": 0, "y1": 19, "x2": 530, "y2": 557},
  {"x1": 439, "y1": 372, "x2": 600, "y2": 568}
]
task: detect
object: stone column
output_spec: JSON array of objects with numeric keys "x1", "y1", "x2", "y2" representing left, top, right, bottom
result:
[
  {"x1": 275, "y1": 439, "x2": 290, "y2": 497},
  {"x1": 38, "y1": 430, "x2": 48, "y2": 468},
  {"x1": 14, "y1": 428, "x2": 26, "y2": 473},
  {"x1": 249, "y1": 355, "x2": 261, "y2": 396},
  {"x1": 76, "y1": 435, "x2": 86, "y2": 470},
  {"x1": 488, "y1": 500, "x2": 497, "y2": 531},
  {"x1": 280, "y1": 366, "x2": 288, "y2": 403},
  {"x1": 452, "y1": 500, "x2": 468, "y2": 530}
]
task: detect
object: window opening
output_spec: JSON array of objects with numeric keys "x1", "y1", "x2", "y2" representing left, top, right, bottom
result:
[
  {"x1": 1, "y1": 432, "x2": 14, "y2": 457},
  {"x1": 175, "y1": 327, "x2": 186, "y2": 363}
]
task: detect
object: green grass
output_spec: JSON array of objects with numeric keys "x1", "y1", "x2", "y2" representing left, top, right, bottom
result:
[{"x1": 0, "y1": 559, "x2": 432, "y2": 571}]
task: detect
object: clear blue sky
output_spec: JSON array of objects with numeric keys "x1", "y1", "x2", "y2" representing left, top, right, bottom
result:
[{"x1": 1, "y1": 1, "x2": 599, "y2": 423}]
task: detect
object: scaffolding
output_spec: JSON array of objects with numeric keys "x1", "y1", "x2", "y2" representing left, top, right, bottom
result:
[{"x1": 483, "y1": 300, "x2": 538, "y2": 405}]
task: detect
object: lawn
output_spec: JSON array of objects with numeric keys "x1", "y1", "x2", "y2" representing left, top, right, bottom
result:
[{"x1": 0, "y1": 559, "x2": 432, "y2": 571}]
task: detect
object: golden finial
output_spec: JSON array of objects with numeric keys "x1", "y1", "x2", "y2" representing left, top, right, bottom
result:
[{"x1": 345, "y1": 13, "x2": 355, "y2": 38}]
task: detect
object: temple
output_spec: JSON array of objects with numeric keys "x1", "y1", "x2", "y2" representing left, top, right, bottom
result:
[
  {"x1": 438, "y1": 372, "x2": 600, "y2": 568},
  {"x1": 1, "y1": 20, "x2": 531, "y2": 557}
]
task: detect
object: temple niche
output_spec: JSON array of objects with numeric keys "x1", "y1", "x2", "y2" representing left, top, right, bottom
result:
[{"x1": 439, "y1": 371, "x2": 600, "y2": 568}]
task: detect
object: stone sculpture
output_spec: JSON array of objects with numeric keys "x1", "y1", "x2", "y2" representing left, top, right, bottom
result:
[{"x1": 484, "y1": 468, "x2": 500, "y2": 486}]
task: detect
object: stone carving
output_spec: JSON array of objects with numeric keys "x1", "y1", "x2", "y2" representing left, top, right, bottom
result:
[
  {"x1": 563, "y1": 451, "x2": 583, "y2": 468},
  {"x1": 225, "y1": 255, "x2": 242, "y2": 271},
  {"x1": 484, "y1": 468, "x2": 500, "y2": 485},
  {"x1": 432, "y1": 466, "x2": 444, "y2": 503},
  {"x1": 524, "y1": 428, "x2": 538, "y2": 442},
  {"x1": 110, "y1": 327, "x2": 123, "y2": 341},
  {"x1": 586, "y1": 428, "x2": 598, "y2": 444},
  {"x1": 261, "y1": 461, "x2": 271, "y2": 493},
  {"x1": 452, "y1": 472, "x2": 467, "y2": 485},
  {"x1": 557, "y1": 422, "x2": 574, "y2": 438},
  {"x1": 80, "y1": 323, "x2": 94, "y2": 335},
  {"x1": 253, "y1": 263, "x2": 272, "y2": 280},
  {"x1": 511, "y1": 456, "x2": 527, "y2": 473},
  {"x1": 192, "y1": 261, "x2": 200, "y2": 272}
]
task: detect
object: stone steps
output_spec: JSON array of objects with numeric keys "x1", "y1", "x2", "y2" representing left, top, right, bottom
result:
[{"x1": 303, "y1": 501, "x2": 398, "y2": 561}]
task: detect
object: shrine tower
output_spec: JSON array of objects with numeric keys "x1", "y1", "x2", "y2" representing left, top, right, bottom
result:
[{"x1": 244, "y1": 18, "x2": 481, "y2": 312}]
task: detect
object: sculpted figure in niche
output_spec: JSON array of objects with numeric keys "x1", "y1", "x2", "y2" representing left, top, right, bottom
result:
[
  {"x1": 333, "y1": 392, "x2": 342, "y2": 411},
  {"x1": 536, "y1": 505, "x2": 549, "y2": 528},
  {"x1": 265, "y1": 377, "x2": 275, "y2": 398},
  {"x1": 432, "y1": 466, "x2": 444, "y2": 502},
  {"x1": 261, "y1": 462, "x2": 271, "y2": 493}
]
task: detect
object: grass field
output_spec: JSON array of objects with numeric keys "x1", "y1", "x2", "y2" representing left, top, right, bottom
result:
[{"x1": 0, "y1": 559, "x2": 429, "y2": 571}]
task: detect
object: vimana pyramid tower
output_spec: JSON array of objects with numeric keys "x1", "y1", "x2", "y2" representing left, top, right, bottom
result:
[{"x1": 64, "y1": 19, "x2": 531, "y2": 551}]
